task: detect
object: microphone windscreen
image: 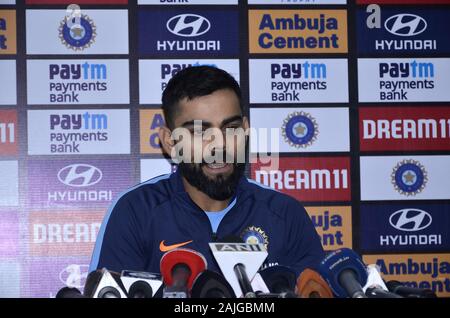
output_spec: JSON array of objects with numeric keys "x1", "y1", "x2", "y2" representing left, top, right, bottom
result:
[
  {"x1": 83, "y1": 270, "x2": 104, "y2": 297},
  {"x1": 319, "y1": 248, "x2": 368, "y2": 297},
  {"x1": 259, "y1": 265, "x2": 297, "y2": 294},
  {"x1": 129, "y1": 280, "x2": 153, "y2": 298},
  {"x1": 56, "y1": 287, "x2": 87, "y2": 298},
  {"x1": 191, "y1": 270, "x2": 236, "y2": 298},
  {"x1": 160, "y1": 248, "x2": 207, "y2": 289},
  {"x1": 297, "y1": 268, "x2": 334, "y2": 298}
]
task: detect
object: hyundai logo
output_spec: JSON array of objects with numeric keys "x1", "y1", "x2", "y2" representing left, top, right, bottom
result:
[
  {"x1": 166, "y1": 14, "x2": 211, "y2": 37},
  {"x1": 59, "y1": 264, "x2": 89, "y2": 289},
  {"x1": 389, "y1": 209, "x2": 432, "y2": 232},
  {"x1": 385, "y1": 14, "x2": 427, "y2": 37},
  {"x1": 57, "y1": 164, "x2": 102, "y2": 187}
]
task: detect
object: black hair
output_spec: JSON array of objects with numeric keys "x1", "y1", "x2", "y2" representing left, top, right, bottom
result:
[{"x1": 161, "y1": 65, "x2": 243, "y2": 129}]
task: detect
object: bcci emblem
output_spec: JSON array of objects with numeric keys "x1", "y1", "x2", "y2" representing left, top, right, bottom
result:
[
  {"x1": 281, "y1": 111, "x2": 318, "y2": 149},
  {"x1": 391, "y1": 159, "x2": 428, "y2": 196},
  {"x1": 59, "y1": 14, "x2": 96, "y2": 51},
  {"x1": 241, "y1": 226, "x2": 269, "y2": 250}
]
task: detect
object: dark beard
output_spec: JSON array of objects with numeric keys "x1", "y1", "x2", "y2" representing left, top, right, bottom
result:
[{"x1": 178, "y1": 162, "x2": 245, "y2": 201}]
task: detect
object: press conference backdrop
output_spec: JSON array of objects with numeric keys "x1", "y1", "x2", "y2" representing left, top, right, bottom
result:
[{"x1": 0, "y1": 0, "x2": 449, "y2": 298}]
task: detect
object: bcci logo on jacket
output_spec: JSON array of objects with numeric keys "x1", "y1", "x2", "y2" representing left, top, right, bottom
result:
[{"x1": 241, "y1": 226, "x2": 269, "y2": 250}]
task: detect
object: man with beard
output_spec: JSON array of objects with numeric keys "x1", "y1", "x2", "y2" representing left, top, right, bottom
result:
[{"x1": 89, "y1": 66, "x2": 324, "y2": 285}]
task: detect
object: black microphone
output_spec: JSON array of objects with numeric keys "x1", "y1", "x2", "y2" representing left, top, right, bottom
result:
[
  {"x1": 215, "y1": 235, "x2": 257, "y2": 298},
  {"x1": 258, "y1": 265, "x2": 297, "y2": 298},
  {"x1": 83, "y1": 268, "x2": 128, "y2": 298},
  {"x1": 128, "y1": 281, "x2": 153, "y2": 298},
  {"x1": 120, "y1": 270, "x2": 163, "y2": 298},
  {"x1": 365, "y1": 286, "x2": 403, "y2": 298},
  {"x1": 190, "y1": 270, "x2": 236, "y2": 298},
  {"x1": 234, "y1": 262, "x2": 256, "y2": 298},
  {"x1": 386, "y1": 280, "x2": 437, "y2": 298},
  {"x1": 55, "y1": 287, "x2": 88, "y2": 298}
]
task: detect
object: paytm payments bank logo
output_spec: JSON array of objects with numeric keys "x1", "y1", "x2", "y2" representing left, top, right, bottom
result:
[
  {"x1": 139, "y1": 59, "x2": 239, "y2": 104},
  {"x1": 27, "y1": 60, "x2": 129, "y2": 105},
  {"x1": 26, "y1": 9, "x2": 128, "y2": 54},
  {"x1": 27, "y1": 160, "x2": 132, "y2": 209},
  {"x1": 0, "y1": 10, "x2": 16, "y2": 54},
  {"x1": 360, "y1": 204, "x2": 450, "y2": 252},
  {"x1": 358, "y1": 58, "x2": 450, "y2": 102},
  {"x1": 249, "y1": 59, "x2": 348, "y2": 103},
  {"x1": 249, "y1": 10, "x2": 347, "y2": 54},
  {"x1": 358, "y1": 8, "x2": 450, "y2": 54},
  {"x1": 138, "y1": 9, "x2": 238, "y2": 56},
  {"x1": 27, "y1": 109, "x2": 130, "y2": 155}
]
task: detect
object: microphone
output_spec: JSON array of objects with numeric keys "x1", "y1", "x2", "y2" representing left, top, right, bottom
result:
[
  {"x1": 190, "y1": 270, "x2": 236, "y2": 298},
  {"x1": 386, "y1": 280, "x2": 437, "y2": 298},
  {"x1": 55, "y1": 287, "x2": 88, "y2": 298},
  {"x1": 83, "y1": 268, "x2": 128, "y2": 298},
  {"x1": 160, "y1": 248, "x2": 207, "y2": 298},
  {"x1": 296, "y1": 268, "x2": 334, "y2": 298},
  {"x1": 120, "y1": 270, "x2": 163, "y2": 298},
  {"x1": 258, "y1": 265, "x2": 297, "y2": 298},
  {"x1": 129, "y1": 281, "x2": 152, "y2": 298},
  {"x1": 319, "y1": 248, "x2": 368, "y2": 298},
  {"x1": 363, "y1": 264, "x2": 402, "y2": 298},
  {"x1": 218, "y1": 235, "x2": 258, "y2": 298},
  {"x1": 365, "y1": 286, "x2": 403, "y2": 298},
  {"x1": 209, "y1": 236, "x2": 268, "y2": 298},
  {"x1": 234, "y1": 262, "x2": 257, "y2": 298}
]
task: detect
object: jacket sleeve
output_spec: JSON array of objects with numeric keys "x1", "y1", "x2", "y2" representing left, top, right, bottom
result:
[
  {"x1": 283, "y1": 198, "x2": 325, "y2": 277},
  {"x1": 89, "y1": 195, "x2": 149, "y2": 273}
]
